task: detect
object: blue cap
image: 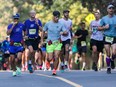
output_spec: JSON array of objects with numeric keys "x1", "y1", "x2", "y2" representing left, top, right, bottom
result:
[{"x1": 13, "y1": 13, "x2": 20, "y2": 19}]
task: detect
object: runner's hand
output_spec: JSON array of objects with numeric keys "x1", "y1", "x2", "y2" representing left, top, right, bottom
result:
[
  {"x1": 24, "y1": 36, "x2": 28, "y2": 40},
  {"x1": 104, "y1": 24, "x2": 109, "y2": 29},
  {"x1": 13, "y1": 22, "x2": 18, "y2": 25},
  {"x1": 78, "y1": 35, "x2": 82, "y2": 38}
]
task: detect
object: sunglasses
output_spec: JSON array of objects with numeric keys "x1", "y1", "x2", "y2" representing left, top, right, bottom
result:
[
  {"x1": 109, "y1": 7, "x2": 114, "y2": 9},
  {"x1": 54, "y1": 16, "x2": 60, "y2": 18},
  {"x1": 13, "y1": 18, "x2": 19, "y2": 20}
]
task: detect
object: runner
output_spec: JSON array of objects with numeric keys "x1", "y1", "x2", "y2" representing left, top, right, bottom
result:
[
  {"x1": 7, "y1": 13, "x2": 26, "y2": 76},
  {"x1": 59, "y1": 10, "x2": 72, "y2": 71},
  {"x1": 90, "y1": 12, "x2": 104, "y2": 71},
  {"x1": 43, "y1": 10, "x2": 67, "y2": 75},
  {"x1": 74, "y1": 22, "x2": 88, "y2": 70},
  {"x1": 24, "y1": 10, "x2": 43, "y2": 73},
  {"x1": 1, "y1": 36, "x2": 10, "y2": 70},
  {"x1": 98, "y1": 4, "x2": 116, "y2": 74}
]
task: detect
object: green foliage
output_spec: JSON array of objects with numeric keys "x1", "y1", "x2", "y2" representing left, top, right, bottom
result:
[{"x1": 0, "y1": 0, "x2": 115, "y2": 40}]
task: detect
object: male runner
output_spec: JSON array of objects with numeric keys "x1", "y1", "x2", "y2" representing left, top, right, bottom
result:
[{"x1": 98, "y1": 4, "x2": 116, "y2": 74}]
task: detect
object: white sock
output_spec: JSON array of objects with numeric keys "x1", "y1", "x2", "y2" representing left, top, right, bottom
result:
[
  {"x1": 65, "y1": 61, "x2": 68, "y2": 65},
  {"x1": 61, "y1": 62, "x2": 64, "y2": 66},
  {"x1": 28, "y1": 60, "x2": 32, "y2": 64},
  {"x1": 82, "y1": 62, "x2": 86, "y2": 69}
]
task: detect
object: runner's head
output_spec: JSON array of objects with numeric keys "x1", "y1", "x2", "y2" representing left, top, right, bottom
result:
[
  {"x1": 80, "y1": 22, "x2": 85, "y2": 30},
  {"x1": 13, "y1": 13, "x2": 20, "y2": 22},
  {"x1": 6, "y1": 36, "x2": 10, "y2": 41},
  {"x1": 29, "y1": 10, "x2": 36, "y2": 19},
  {"x1": 94, "y1": 12, "x2": 100, "y2": 20},
  {"x1": 107, "y1": 4, "x2": 115, "y2": 15},
  {"x1": 53, "y1": 10, "x2": 60, "y2": 23},
  {"x1": 63, "y1": 10, "x2": 70, "y2": 19}
]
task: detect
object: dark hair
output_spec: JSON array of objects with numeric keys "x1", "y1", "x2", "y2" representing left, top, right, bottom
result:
[
  {"x1": 53, "y1": 10, "x2": 60, "y2": 17},
  {"x1": 63, "y1": 10, "x2": 70, "y2": 13},
  {"x1": 80, "y1": 22, "x2": 85, "y2": 25}
]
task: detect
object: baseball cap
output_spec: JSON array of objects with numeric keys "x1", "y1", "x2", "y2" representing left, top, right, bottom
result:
[
  {"x1": 53, "y1": 11, "x2": 60, "y2": 17},
  {"x1": 13, "y1": 13, "x2": 20, "y2": 19},
  {"x1": 107, "y1": 4, "x2": 114, "y2": 9},
  {"x1": 63, "y1": 10, "x2": 70, "y2": 13}
]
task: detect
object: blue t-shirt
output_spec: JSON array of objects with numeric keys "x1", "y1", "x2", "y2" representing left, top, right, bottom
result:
[
  {"x1": 43, "y1": 21, "x2": 66, "y2": 41},
  {"x1": 100, "y1": 15, "x2": 116, "y2": 37},
  {"x1": 24, "y1": 19, "x2": 42, "y2": 38},
  {"x1": 7, "y1": 22, "x2": 26, "y2": 42},
  {"x1": 1, "y1": 40, "x2": 10, "y2": 53}
]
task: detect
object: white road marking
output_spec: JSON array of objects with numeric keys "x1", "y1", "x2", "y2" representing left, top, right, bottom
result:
[{"x1": 36, "y1": 73, "x2": 83, "y2": 87}]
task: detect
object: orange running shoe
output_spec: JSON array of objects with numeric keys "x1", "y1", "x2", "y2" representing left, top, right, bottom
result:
[{"x1": 46, "y1": 61, "x2": 50, "y2": 70}]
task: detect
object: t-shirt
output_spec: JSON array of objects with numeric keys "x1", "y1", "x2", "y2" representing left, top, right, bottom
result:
[
  {"x1": 24, "y1": 19, "x2": 42, "y2": 38},
  {"x1": 7, "y1": 22, "x2": 26, "y2": 42},
  {"x1": 75, "y1": 29, "x2": 88, "y2": 46},
  {"x1": 59, "y1": 18, "x2": 72, "y2": 41},
  {"x1": 43, "y1": 21, "x2": 66, "y2": 41},
  {"x1": 90, "y1": 19, "x2": 103, "y2": 41},
  {"x1": 100, "y1": 15, "x2": 116, "y2": 37},
  {"x1": 1, "y1": 40, "x2": 10, "y2": 53}
]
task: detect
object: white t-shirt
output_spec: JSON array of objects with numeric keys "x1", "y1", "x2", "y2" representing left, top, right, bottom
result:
[
  {"x1": 59, "y1": 18, "x2": 72, "y2": 41},
  {"x1": 90, "y1": 19, "x2": 103, "y2": 41}
]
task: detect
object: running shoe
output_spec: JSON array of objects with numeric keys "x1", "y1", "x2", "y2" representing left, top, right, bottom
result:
[
  {"x1": 28, "y1": 64, "x2": 33, "y2": 73},
  {"x1": 46, "y1": 61, "x2": 50, "y2": 70},
  {"x1": 111, "y1": 60, "x2": 115, "y2": 69},
  {"x1": 16, "y1": 67, "x2": 21, "y2": 75},
  {"x1": 39, "y1": 65, "x2": 42, "y2": 70},
  {"x1": 64, "y1": 65, "x2": 69, "y2": 71},
  {"x1": 52, "y1": 69, "x2": 56, "y2": 75},
  {"x1": 107, "y1": 68, "x2": 111, "y2": 74},
  {"x1": 60, "y1": 65, "x2": 64, "y2": 73},
  {"x1": 13, "y1": 71, "x2": 17, "y2": 77}
]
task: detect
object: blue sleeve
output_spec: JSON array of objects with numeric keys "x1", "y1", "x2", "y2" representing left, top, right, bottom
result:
[
  {"x1": 38, "y1": 20, "x2": 42, "y2": 27},
  {"x1": 100, "y1": 18, "x2": 105, "y2": 26},
  {"x1": 22, "y1": 24, "x2": 26, "y2": 31},
  {"x1": 7, "y1": 24, "x2": 12, "y2": 30}
]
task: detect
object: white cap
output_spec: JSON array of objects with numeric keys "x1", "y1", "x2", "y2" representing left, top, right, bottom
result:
[
  {"x1": 29, "y1": 10, "x2": 36, "y2": 13},
  {"x1": 107, "y1": 4, "x2": 114, "y2": 9}
]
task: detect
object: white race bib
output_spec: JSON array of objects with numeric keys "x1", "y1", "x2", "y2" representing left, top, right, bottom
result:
[
  {"x1": 81, "y1": 41, "x2": 86, "y2": 46},
  {"x1": 92, "y1": 27, "x2": 97, "y2": 34},
  {"x1": 105, "y1": 36, "x2": 114, "y2": 43},
  {"x1": 29, "y1": 29, "x2": 36, "y2": 35}
]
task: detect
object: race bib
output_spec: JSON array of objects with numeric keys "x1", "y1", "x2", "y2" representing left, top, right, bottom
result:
[
  {"x1": 92, "y1": 26, "x2": 97, "y2": 34},
  {"x1": 81, "y1": 41, "x2": 86, "y2": 46},
  {"x1": 29, "y1": 29, "x2": 36, "y2": 35},
  {"x1": 105, "y1": 36, "x2": 114, "y2": 43}
]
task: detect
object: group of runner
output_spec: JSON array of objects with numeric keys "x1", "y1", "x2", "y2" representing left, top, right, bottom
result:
[{"x1": 0, "y1": 4, "x2": 116, "y2": 76}]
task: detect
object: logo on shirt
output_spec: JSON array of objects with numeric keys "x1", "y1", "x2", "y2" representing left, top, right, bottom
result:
[
  {"x1": 16, "y1": 28, "x2": 20, "y2": 32},
  {"x1": 30, "y1": 24, "x2": 34, "y2": 28}
]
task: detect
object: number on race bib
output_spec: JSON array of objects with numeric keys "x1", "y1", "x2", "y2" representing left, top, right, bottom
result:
[
  {"x1": 81, "y1": 41, "x2": 86, "y2": 46},
  {"x1": 105, "y1": 36, "x2": 114, "y2": 43},
  {"x1": 29, "y1": 29, "x2": 36, "y2": 35}
]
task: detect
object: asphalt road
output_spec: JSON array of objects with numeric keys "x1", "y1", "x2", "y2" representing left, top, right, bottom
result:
[{"x1": 0, "y1": 69, "x2": 116, "y2": 87}]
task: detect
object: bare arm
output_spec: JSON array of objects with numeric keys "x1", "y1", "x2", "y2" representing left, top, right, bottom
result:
[{"x1": 98, "y1": 24, "x2": 109, "y2": 31}]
